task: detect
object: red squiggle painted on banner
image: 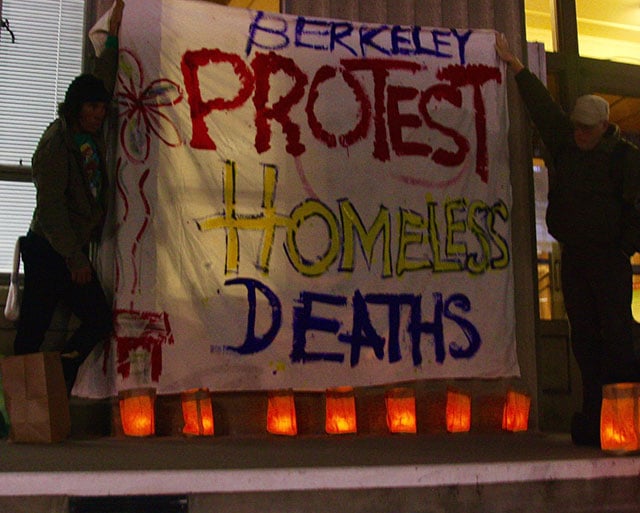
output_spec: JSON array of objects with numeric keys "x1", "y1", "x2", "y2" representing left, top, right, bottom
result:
[
  {"x1": 130, "y1": 168, "x2": 151, "y2": 295},
  {"x1": 115, "y1": 157, "x2": 130, "y2": 223},
  {"x1": 114, "y1": 157, "x2": 127, "y2": 294}
]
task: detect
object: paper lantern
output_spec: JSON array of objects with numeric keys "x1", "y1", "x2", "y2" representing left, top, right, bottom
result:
[
  {"x1": 385, "y1": 387, "x2": 417, "y2": 433},
  {"x1": 446, "y1": 388, "x2": 471, "y2": 433},
  {"x1": 502, "y1": 390, "x2": 531, "y2": 432},
  {"x1": 600, "y1": 382, "x2": 640, "y2": 452},
  {"x1": 267, "y1": 390, "x2": 297, "y2": 436},
  {"x1": 119, "y1": 387, "x2": 155, "y2": 437},
  {"x1": 325, "y1": 387, "x2": 357, "y2": 434},
  {"x1": 181, "y1": 388, "x2": 214, "y2": 436}
]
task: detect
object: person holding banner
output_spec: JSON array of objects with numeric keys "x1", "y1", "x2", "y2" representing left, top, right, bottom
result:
[
  {"x1": 13, "y1": 0, "x2": 124, "y2": 394},
  {"x1": 496, "y1": 33, "x2": 640, "y2": 446}
]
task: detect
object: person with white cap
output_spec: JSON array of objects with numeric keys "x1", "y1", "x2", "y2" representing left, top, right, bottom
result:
[{"x1": 496, "y1": 33, "x2": 640, "y2": 446}]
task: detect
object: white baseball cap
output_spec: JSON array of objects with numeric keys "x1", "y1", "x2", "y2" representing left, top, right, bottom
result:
[{"x1": 570, "y1": 94, "x2": 610, "y2": 126}]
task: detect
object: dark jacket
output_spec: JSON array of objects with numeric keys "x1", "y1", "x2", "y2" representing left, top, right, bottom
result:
[
  {"x1": 30, "y1": 40, "x2": 119, "y2": 271},
  {"x1": 515, "y1": 68, "x2": 640, "y2": 254}
]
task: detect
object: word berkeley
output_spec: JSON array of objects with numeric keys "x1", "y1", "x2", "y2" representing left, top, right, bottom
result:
[{"x1": 244, "y1": 11, "x2": 474, "y2": 62}]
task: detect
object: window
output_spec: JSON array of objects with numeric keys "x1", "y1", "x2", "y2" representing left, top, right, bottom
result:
[
  {"x1": 576, "y1": 0, "x2": 640, "y2": 65},
  {"x1": 533, "y1": 157, "x2": 564, "y2": 321},
  {"x1": 524, "y1": 0, "x2": 557, "y2": 52},
  {"x1": 68, "y1": 495, "x2": 188, "y2": 513},
  {"x1": 0, "y1": 0, "x2": 84, "y2": 273},
  {"x1": 228, "y1": 0, "x2": 280, "y2": 11}
]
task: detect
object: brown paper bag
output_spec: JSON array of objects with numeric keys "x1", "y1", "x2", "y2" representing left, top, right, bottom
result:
[{"x1": 0, "y1": 352, "x2": 71, "y2": 443}]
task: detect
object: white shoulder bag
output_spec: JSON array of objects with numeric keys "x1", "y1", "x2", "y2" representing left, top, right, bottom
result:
[{"x1": 4, "y1": 237, "x2": 21, "y2": 322}]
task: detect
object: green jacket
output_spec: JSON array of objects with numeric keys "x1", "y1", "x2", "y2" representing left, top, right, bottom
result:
[
  {"x1": 515, "y1": 68, "x2": 640, "y2": 254},
  {"x1": 30, "y1": 40, "x2": 119, "y2": 271}
]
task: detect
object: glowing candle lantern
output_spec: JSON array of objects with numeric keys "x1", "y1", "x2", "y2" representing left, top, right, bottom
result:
[
  {"x1": 181, "y1": 388, "x2": 214, "y2": 436},
  {"x1": 502, "y1": 390, "x2": 531, "y2": 432},
  {"x1": 385, "y1": 387, "x2": 417, "y2": 434},
  {"x1": 119, "y1": 387, "x2": 156, "y2": 437},
  {"x1": 446, "y1": 388, "x2": 471, "y2": 433},
  {"x1": 600, "y1": 383, "x2": 640, "y2": 453},
  {"x1": 325, "y1": 387, "x2": 357, "y2": 434},
  {"x1": 267, "y1": 390, "x2": 297, "y2": 436}
]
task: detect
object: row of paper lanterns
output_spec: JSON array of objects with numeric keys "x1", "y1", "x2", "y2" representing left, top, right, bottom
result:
[{"x1": 118, "y1": 386, "x2": 531, "y2": 437}]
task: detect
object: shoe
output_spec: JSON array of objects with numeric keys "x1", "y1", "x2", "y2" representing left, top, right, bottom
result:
[{"x1": 571, "y1": 412, "x2": 600, "y2": 447}]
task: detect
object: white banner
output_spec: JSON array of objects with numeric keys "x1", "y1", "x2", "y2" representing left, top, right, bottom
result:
[{"x1": 76, "y1": 0, "x2": 518, "y2": 397}]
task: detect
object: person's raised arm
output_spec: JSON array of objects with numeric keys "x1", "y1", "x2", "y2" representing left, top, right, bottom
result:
[
  {"x1": 94, "y1": 0, "x2": 124, "y2": 95},
  {"x1": 108, "y1": 0, "x2": 124, "y2": 37},
  {"x1": 494, "y1": 32, "x2": 572, "y2": 157}
]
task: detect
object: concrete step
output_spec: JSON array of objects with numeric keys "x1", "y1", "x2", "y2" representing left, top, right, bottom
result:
[{"x1": 0, "y1": 432, "x2": 638, "y2": 512}]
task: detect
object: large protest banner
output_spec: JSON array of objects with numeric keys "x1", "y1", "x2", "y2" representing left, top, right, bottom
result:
[{"x1": 76, "y1": 0, "x2": 518, "y2": 397}]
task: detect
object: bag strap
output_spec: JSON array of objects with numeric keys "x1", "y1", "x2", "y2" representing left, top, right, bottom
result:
[{"x1": 9, "y1": 237, "x2": 21, "y2": 285}]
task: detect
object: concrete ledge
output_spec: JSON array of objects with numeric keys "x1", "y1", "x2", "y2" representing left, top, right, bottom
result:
[
  {"x1": 1, "y1": 432, "x2": 638, "y2": 497},
  {"x1": 2, "y1": 458, "x2": 640, "y2": 497}
]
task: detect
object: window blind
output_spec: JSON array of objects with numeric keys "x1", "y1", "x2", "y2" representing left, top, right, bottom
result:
[
  {"x1": 0, "y1": 0, "x2": 84, "y2": 166},
  {"x1": 0, "y1": 181, "x2": 36, "y2": 273},
  {"x1": 0, "y1": 0, "x2": 84, "y2": 273}
]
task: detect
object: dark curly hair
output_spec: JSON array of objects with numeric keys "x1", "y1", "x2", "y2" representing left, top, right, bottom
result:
[{"x1": 57, "y1": 74, "x2": 111, "y2": 120}]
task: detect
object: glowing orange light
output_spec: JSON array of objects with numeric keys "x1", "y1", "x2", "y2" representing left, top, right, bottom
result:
[
  {"x1": 325, "y1": 387, "x2": 357, "y2": 434},
  {"x1": 267, "y1": 390, "x2": 297, "y2": 436},
  {"x1": 385, "y1": 387, "x2": 417, "y2": 433},
  {"x1": 446, "y1": 388, "x2": 471, "y2": 433},
  {"x1": 600, "y1": 383, "x2": 640, "y2": 453},
  {"x1": 181, "y1": 388, "x2": 214, "y2": 436},
  {"x1": 502, "y1": 390, "x2": 531, "y2": 432},
  {"x1": 119, "y1": 387, "x2": 156, "y2": 437}
]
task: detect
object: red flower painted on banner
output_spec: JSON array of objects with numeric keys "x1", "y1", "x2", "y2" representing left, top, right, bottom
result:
[{"x1": 117, "y1": 49, "x2": 184, "y2": 164}]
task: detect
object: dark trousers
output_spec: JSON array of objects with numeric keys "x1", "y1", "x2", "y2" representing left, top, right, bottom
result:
[
  {"x1": 14, "y1": 231, "x2": 112, "y2": 388},
  {"x1": 561, "y1": 245, "x2": 640, "y2": 422}
]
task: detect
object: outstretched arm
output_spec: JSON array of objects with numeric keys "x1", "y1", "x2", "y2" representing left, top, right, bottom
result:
[
  {"x1": 93, "y1": 0, "x2": 124, "y2": 95},
  {"x1": 108, "y1": 0, "x2": 124, "y2": 36},
  {"x1": 494, "y1": 32, "x2": 572, "y2": 158}
]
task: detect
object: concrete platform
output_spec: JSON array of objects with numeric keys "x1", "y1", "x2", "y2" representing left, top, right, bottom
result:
[{"x1": 0, "y1": 431, "x2": 638, "y2": 497}]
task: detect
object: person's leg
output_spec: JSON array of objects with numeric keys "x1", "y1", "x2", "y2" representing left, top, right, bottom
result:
[
  {"x1": 561, "y1": 247, "x2": 602, "y2": 416},
  {"x1": 591, "y1": 247, "x2": 639, "y2": 384},
  {"x1": 60, "y1": 269, "x2": 112, "y2": 393},
  {"x1": 561, "y1": 246, "x2": 602, "y2": 445},
  {"x1": 64, "y1": 275, "x2": 112, "y2": 358},
  {"x1": 13, "y1": 232, "x2": 66, "y2": 355}
]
